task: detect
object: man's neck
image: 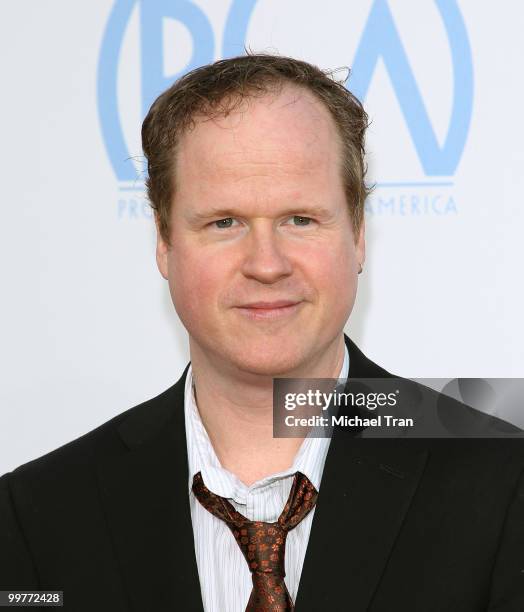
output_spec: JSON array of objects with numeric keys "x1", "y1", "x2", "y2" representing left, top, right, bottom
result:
[{"x1": 189, "y1": 335, "x2": 346, "y2": 486}]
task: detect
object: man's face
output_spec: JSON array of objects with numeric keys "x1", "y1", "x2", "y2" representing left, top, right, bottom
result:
[{"x1": 156, "y1": 85, "x2": 365, "y2": 376}]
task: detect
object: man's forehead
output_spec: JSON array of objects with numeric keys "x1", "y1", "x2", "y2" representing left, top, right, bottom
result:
[{"x1": 176, "y1": 85, "x2": 340, "y2": 177}]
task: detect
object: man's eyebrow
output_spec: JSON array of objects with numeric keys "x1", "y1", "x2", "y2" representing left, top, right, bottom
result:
[
  {"x1": 188, "y1": 205, "x2": 334, "y2": 221},
  {"x1": 189, "y1": 208, "x2": 241, "y2": 221}
]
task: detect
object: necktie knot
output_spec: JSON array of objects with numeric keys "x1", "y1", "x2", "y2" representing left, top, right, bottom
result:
[
  {"x1": 192, "y1": 471, "x2": 318, "y2": 611},
  {"x1": 233, "y1": 521, "x2": 287, "y2": 576}
]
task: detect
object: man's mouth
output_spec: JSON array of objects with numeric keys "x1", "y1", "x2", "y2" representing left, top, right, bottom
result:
[{"x1": 235, "y1": 300, "x2": 303, "y2": 320}]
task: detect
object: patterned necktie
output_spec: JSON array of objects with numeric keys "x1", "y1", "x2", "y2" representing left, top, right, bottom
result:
[{"x1": 192, "y1": 471, "x2": 318, "y2": 611}]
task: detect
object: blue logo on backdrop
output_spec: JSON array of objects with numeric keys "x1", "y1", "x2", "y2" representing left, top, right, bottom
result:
[
  {"x1": 98, "y1": 0, "x2": 473, "y2": 215},
  {"x1": 351, "y1": 0, "x2": 473, "y2": 178}
]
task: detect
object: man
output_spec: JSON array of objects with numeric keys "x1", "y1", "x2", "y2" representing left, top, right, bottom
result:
[{"x1": 1, "y1": 54, "x2": 523, "y2": 611}]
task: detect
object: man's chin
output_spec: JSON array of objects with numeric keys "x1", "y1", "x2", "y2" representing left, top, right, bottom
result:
[
  {"x1": 224, "y1": 343, "x2": 311, "y2": 378},
  {"x1": 192, "y1": 326, "x2": 324, "y2": 376}
]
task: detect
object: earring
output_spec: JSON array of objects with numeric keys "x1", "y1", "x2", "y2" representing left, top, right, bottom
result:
[{"x1": 358, "y1": 263, "x2": 363, "y2": 275}]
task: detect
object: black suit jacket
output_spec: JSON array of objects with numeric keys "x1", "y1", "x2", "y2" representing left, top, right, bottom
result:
[{"x1": 1, "y1": 336, "x2": 524, "y2": 611}]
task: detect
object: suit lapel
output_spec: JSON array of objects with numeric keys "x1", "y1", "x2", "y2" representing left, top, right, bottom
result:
[
  {"x1": 295, "y1": 336, "x2": 429, "y2": 611},
  {"x1": 295, "y1": 430, "x2": 428, "y2": 611},
  {"x1": 96, "y1": 367, "x2": 203, "y2": 611}
]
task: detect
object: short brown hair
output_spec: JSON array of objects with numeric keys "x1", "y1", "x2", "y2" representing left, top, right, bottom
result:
[{"x1": 142, "y1": 53, "x2": 370, "y2": 246}]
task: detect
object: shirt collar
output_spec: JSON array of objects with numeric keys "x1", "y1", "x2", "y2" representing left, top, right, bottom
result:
[{"x1": 184, "y1": 342, "x2": 350, "y2": 496}]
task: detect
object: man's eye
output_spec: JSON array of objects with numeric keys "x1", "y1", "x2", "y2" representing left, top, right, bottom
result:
[
  {"x1": 290, "y1": 216, "x2": 312, "y2": 226},
  {"x1": 214, "y1": 218, "x2": 235, "y2": 228}
]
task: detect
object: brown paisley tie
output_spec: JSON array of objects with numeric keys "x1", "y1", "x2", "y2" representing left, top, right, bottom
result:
[{"x1": 192, "y1": 471, "x2": 318, "y2": 611}]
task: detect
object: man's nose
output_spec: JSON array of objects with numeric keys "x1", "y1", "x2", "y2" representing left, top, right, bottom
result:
[{"x1": 240, "y1": 224, "x2": 293, "y2": 284}]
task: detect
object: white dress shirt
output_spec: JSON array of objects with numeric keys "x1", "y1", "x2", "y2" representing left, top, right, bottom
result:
[{"x1": 185, "y1": 346, "x2": 350, "y2": 612}]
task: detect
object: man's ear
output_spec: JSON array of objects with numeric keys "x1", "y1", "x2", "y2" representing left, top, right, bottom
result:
[{"x1": 154, "y1": 214, "x2": 169, "y2": 280}]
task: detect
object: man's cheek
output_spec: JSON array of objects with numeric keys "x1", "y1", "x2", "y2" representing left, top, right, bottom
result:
[
  {"x1": 183, "y1": 263, "x2": 223, "y2": 308},
  {"x1": 314, "y1": 248, "x2": 353, "y2": 284}
]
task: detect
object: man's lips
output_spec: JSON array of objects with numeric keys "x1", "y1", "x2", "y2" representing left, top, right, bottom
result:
[
  {"x1": 234, "y1": 300, "x2": 303, "y2": 320},
  {"x1": 238, "y1": 300, "x2": 300, "y2": 309}
]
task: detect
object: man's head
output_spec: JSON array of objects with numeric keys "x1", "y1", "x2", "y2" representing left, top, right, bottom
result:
[
  {"x1": 143, "y1": 54, "x2": 370, "y2": 247},
  {"x1": 142, "y1": 54, "x2": 369, "y2": 377}
]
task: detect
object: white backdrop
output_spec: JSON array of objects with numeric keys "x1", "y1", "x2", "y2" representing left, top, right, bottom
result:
[{"x1": 1, "y1": 0, "x2": 523, "y2": 473}]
